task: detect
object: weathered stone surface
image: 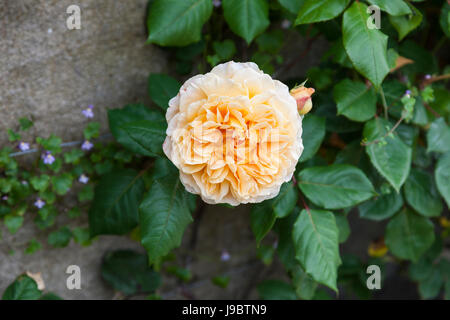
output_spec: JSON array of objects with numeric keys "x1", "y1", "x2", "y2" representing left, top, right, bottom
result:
[{"x1": 0, "y1": 0, "x2": 166, "y2": 146}]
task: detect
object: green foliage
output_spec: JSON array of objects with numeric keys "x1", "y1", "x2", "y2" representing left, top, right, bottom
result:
[
  {"x1": 222, "y1": 0, "x2": 269, "y2": 44},
  {"x1": 385, "y1": 208, "x2": 435, "y2": 262},
  {"x1": 293, "y1": 209, "x2": 341, "y2": 292},
  {"x1": 427, "y1": 118, "x2": 450, "y2": 154},
  {"x1": 435, "y1": 152, "x2": 450, "y2": 208},
  {"x1": 257, "y1": 280, "x2": 297, "y2": 300},
  {"x1": 342, "y1": 2, "x2": 389, "y2": 88},
  {"x1": 89, "y1": 168, "x2": 146, "y2": 237},
  {"x1": 2, "y1": 0, "x2": 448, "y2": 301},
  {"x1": 295, "y1": 0, "x2": 350, "y2": 25},
  {"x1": 2, "y1": 275, "x2": 41, "y2": 300},
  {"x1": 108, "y1": 104, "x2": 166, "y2": 156},
  {"x1": 147, "y1": 0, "x2": 213, "y2": 46},
  {"x1": 298, "y1": 114, "x2": 326, "y2": 162},
  {"x1": 363, "y1": 118, "x2": 412, "y2": 192},
  {"x1": 298, "y1": 164, "x2": 375, "y2": 210},
  {"x1": 403, "y1": 168, "x2": 443, "y2": 217},
  {"x1": 389, "y1": 4, "x2": 422, "y2": 41},
  {"x1": 139, "y1": 159, "x2": 194, "y2": 266},
  {"x1": 48, "y1": 226, "x2": 72, "y2": 248},
  {"x1": 333, "y1": 79, "x2": 376, "y2": 122},
  {"x1": 101, "y1": 250, "x2": 161, "y2": 295},
  {"x1": 148, "y1": 74, "x2": 181, "y2": 110}
]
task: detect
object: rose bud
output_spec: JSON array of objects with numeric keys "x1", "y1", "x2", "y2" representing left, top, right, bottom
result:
[{"x1": 290, "y1": 85, "x2": 315, "y2": 115}]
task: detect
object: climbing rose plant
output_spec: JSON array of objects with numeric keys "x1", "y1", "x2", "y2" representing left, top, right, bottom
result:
[{"x1": 2, "y1": 0, "x2": 449, "y2": 300}]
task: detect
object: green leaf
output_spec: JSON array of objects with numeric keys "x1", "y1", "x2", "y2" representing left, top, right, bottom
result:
[
  {"x1": 258, "y1": 280, "x2": 297, "y2": 300},
  {"x1": 7, "y1": 129, "x2": 21, "y2": 142},
  {"x1": 83, "y1": 122, "x2": 100, "y2": 140},
  {"x1": 271, "y1": 182, "x2": 298, "y2": 218},
  {"x1": 389, "y1": 5, "x2": 422, "y2": 41},
  {"x1": 139, "y1": 162, "x2": 193, "y2": 266},
  {"x1": 427, "y1": 118, "x2": 450, "y2": 154},
  {"x1": 299, "y1": 114, "x2": 326, "y2": 162},
  {"x1": 358, "y1": 192, "x2": 403, "y2": 221},
  {"x1": 89, "y1": 168, "x2": 145, "y2": 237},
  {"x1": 72, "y1": 227, "x2": 92, "y2": 246},
  {"x1": 335, "y1": 212, "x2": 350, "y2": 243},
  {"x1": 435, "y1": 152, "x2": 450, "y2": 208},
  {"x1": 4, "y1": 214, "x2": 24, "y2": 234},
  {"x1": 78, "y1": 185, "x2": 94, "y2": 203},
  {"x1": 2, "y1": 275, "x2": 41, "y2": 300},
  {"x1": 366, "y1": 0, "x2": 411, "y2": 16},
  {"x1": 291, "y1": 266, "x2": 318, "y2": 300},
  {"x1": 342, "y1": 2, "x2": 389, "y2": 88},
  {"x1": 51, "y1": 173, "x2": 73, "y2": 196},
  {"x1": 48, "y1": 227, "x2": 72, "y2": 248},
  {"x1": 325, "y1": 39, "x2": 353, "y2": 68},
  {"x1": 274, "y1": 207, "x2": 300, "y2": 271},
  {"x1": 212, "y1": 39, "x2": 237, "y2": 61},
  {"x1": 148, "y1": 74, "x2": 181, "y2": 111},
  {"x1": 333, "y1": 79, "x2": 377, "y2": 122},
  {"x1": 147, "y1": 0, "x2": 213, "y2": 46},
  {"x1": 108, "y1": 104, "x2": 165, "y2": 155},
  {"x1": 222, "y1": 0, "x2": 270, "y2": 44},
  {"x1": 121, "y1": 120, "x2": 166, "y2": 157},
  {"x1": 363, "y1": 118, "x2": 412, "y2": 192},
  {"x1": 278, "y1": 0, "x2": 305, "y2": 14},
  {"x1": 101, "y1": 250, "x2": 161, "y2": 295},
  {"x1": 298, "y1": 164, "x2": 375, "y2": 210},
  {"x1": 418, "y1": 267, "x2": 443, "y2": 299},
  {"x1": 24, "y1": 239, "x2": 42, "y2": 254},
  {"x1": 36, "y1": 134, "x2": 62, "y2": 154},
  {"x1": 295, "y1": 0, "x2": 350, "y2": 25},
  {"x1": 211, "y1": 275, "x2": 230, "y2": 289},
  {"x1": 404, "y1": 169, "x2": 443, "y2": 217},
  {"x1": 250, "y1": 201, "x2": 276, "y2": 246},
  {"x1": 293, "y1": 209, "x2": 341, "y2": 292},
  {"x1": 19, "y1": 117, "x2": 34, "y2": 131},
  {"x1": 385, "y1": 208, "x2": 435, "y2": 262},
  {"x1": 166, "y1": 266, "x2": 192, "y2": 282},
  {"x1": 440, "y1": 2, "x2": 450, "y2": 37},
  {"x1": 30, "y1": 174, "x2": 50, "y2": 192},
  {"x1": 257, "y1": 244, "x2": 275, "y2": 265},
  {"x1": 63, "y1": 149, "x2": 84, "y2": 164}
]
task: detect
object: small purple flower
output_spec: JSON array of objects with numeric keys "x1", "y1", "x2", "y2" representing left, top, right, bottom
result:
[
  {"x1": 34, "y1": 198, "x2": 45, "y2": 209},
  {"x1": 221, "y1": 250, "x2": 231, "y2": 262},
  {"x1": 81, "y1": 140, "x2": 94, "y2": 151},
  {"x1": 79, "y1": 174, "x2": 89, "y2": 184},
  {"x1": 82, "y1": 105, "x2": 94, "y2": 118},
  {"x1": 18, "y1": 142, "x2": 30, "y2": 152},
  {"x1": 281, "y1": 19, "x2": 291, "y2": 29},
  {"x1": 41, "y1": 151, "x2": 55, "y2": 165},
  {"x1": 212, "y1": 0, "x2": 221, "y2": 7},
  {"x1": 1, "y1": 195, "x2": 8, "y2": 201},
  {"x1": 405, "y1": 90, "x2": 412, "y2": 97},
  {"x1": 21, "y1": 180, "x2": 28, "y2": 185},
  {"x1": 425, "y1": 74, "x2": 431, "y2": 80}
]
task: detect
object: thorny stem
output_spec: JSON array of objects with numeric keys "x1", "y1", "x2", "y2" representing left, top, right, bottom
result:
[
  {"x1": 361, "y1": 115, "x2": 405, "y2": 147},
  {"x1": 298, "y1": 192, "x2": 310, "y2": 213},
  {"x1": 422, "y1": 73, "x2": 450, "y2": 87},
  {"x1": 379, "y1": 87, "x2": 389, "y2": 119}
]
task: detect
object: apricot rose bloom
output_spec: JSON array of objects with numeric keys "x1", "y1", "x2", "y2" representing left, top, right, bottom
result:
[{"x1": 163, "y1": 61, "x2": 304, "y2": 206}]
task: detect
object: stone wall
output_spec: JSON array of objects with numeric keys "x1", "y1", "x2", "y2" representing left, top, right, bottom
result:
[{"x1": 0, "y1": 0, "x2": 283, "y2": 300}]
